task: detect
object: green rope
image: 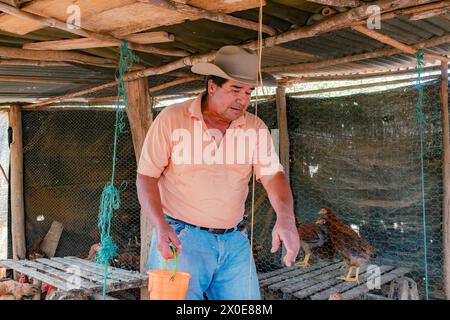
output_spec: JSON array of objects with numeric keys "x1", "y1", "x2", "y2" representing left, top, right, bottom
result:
[
  {"x1": 96, "y1": 40, "x2": 138, "y2": 300},
  {"x1": 163, "y1": 246, "x2": 179, "y2": 280},
  {"x1": 415, "y1": 49, "x2": 429, "y2": 300}
]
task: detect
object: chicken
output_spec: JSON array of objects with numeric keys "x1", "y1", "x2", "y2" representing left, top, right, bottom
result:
[
  {"x1": 295, "y1": 222, "x2": 328, "y2": 268},
  {"x1": 0, "y1": 280, "x2": 40, "y2": 300},
  {"x1": 316, "y1": 208, "x2": 373, "y2": 283}
]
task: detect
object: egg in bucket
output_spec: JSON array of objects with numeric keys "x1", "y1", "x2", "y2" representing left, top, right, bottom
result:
[{"x1": 147, "y1": 246, "x2": 191, "y2": 300}]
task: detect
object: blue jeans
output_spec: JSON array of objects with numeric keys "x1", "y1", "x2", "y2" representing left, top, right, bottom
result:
[{"x1": 147, "y1": 215, "x2": 261, "y2": 300}]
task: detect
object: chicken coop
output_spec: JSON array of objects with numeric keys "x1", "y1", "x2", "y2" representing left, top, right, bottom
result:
[{"x1": 0, "y1": 0, "x2": 449, "y2": 300}]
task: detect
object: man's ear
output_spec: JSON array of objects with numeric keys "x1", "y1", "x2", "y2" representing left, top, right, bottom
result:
[{"x1": 208, "y1": 80, "x2": 217, "y2": 96}]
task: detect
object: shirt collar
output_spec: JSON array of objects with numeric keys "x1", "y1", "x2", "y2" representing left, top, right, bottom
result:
[{"x1": 189, "y1": 92, "x2": 247, "y2": 128}]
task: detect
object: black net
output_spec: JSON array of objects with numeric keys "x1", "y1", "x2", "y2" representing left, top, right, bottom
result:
[
  {"x1": 247, "y1": 81, "x2": 449, "y2": 300},
  {"x1": 18, "y1": 79, "x2": 449, "y2": 300},
  {"x1": 22, "y1": 110, "x2": 141, "y2": 272}
]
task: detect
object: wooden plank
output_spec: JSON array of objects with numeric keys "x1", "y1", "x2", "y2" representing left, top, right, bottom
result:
[
  {"x1": 293, "y1": 265, "x2": 395, "y2": 300},
  {"x1": 258, "y1": 266, "x2": 297, "y2": 281},
  {"x1": 21, "y1": 259, "x2": 100, "y2": 290},
  {"x1": 309, "y1": 265, "x2": 397, "y2": 300},
  {"x1": 0, "y1": 260, "x2": 70, "y2": 290},
  {"x1": 9, "y1": 107, "x2": 26, "y2": 261},
  {"x1": 281, "y1": 265, "x2": 358, "y2": 299},
  {"x1": 112, "y1": 0, "x2": 263, "y2": 36},
  {"x1": 40, "y1": 221, "x2": 63, "y2": 258},
  {"x1": 0, "y1": 0, "x2": 135, "y2": 35},
  {"x1": 260, "y1": 260, "x2": 341, "y2": 288},
  {"x1": 64, "y1": 257, "x2": 147, "y2": 281},
  {"x1": 41, "y1": 258, "x2": 116, "y2": 287},
  {"x1": 53, "y1": 258, "x2": 136, "y2": 282},
  {"x1": 341, "y1": 268, "x2": 412, "y2": 300},
  {"x1": 267, "y1": 261, "x2": 343, "y2": 292},
  {"x1": 36, "y1": 258, "x2": 105, "y2": 286},
  {"x1": 306, "y1": 0, "x2": 361, "y2": 7},
  {"x1": 23, "y1": 32, "x2": 174, "y2": 50},
  {"x1": 137, "y1": 0, "x2": 276, "y2": 36}
]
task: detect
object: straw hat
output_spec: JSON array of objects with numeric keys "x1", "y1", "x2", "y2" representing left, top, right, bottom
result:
[{"x1": 191, "y1": 45, "x2": 276, "y2": 86}]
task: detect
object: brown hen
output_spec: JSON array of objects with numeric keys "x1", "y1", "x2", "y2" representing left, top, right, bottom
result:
[
  {"x1": 317, "y1": 208, "x2": 373, "y2": 283},
  {"x1": 295, "y1": 222, "x2": 334, "y2": 268}
]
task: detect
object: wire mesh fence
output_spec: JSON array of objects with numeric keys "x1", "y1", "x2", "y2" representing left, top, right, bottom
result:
[
  {"x1": 22, "y1": 110, "x2": 141, "y2": 273},
  {"x1": 246, "y1": 80, "x2": 448, "y2": 300},
  {"x1": 16, "y1": 78, "x2": 449, "y2": 300}
]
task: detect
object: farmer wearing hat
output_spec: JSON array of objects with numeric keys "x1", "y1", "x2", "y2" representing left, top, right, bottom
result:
[{"x1": 136, "y1": 46, "x2": 300, "y2": 300}]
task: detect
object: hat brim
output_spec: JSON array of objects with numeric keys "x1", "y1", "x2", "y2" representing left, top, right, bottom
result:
[{"x1": 192, "y1": 62, "x2": 277, "y2": 87}]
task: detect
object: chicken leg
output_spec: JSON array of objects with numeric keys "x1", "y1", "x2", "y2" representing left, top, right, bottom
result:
[
  {"x1": 295, "y1": 253, "x2": 311, "y2": 268},
  {"x1": 337, "y1": 266, "x2": 361, "y2": 284}
]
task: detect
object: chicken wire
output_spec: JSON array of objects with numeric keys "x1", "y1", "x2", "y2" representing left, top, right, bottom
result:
[
  {"x1": 22, "y1": 110, "x2": 141, "y2": 273},
  {"x1": 15, "y1": 78, "x2": 448, "y2": 300},
  {"x1": 246, "y1": 80, "x2": 448, "y2": 300}
]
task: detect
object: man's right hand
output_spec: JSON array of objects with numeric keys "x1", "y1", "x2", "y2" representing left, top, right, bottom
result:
[{"x1": 155, "y1": 222, "x2": 182, "y2": 260}]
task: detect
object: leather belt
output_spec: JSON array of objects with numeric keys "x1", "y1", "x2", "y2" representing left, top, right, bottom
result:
[{"x1": 166, "y1": 215, "x2": 247, "y2": 234}]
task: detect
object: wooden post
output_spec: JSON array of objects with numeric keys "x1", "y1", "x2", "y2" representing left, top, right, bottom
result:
[
  {"x1": 9, "y1": 106, "x2": 26, "y2": 261},
  {"x1": 276, "y1": 85, "x2": 291, "y2": 265},
  {"x1": 276, "y1": 86, "x2": 290, "y2": 178},
  {"x1": 124, "y1": 78, "x2": 153, "y2": 300},
  {"x1": 440, "y1": 61, "x2": 450, "y2": 299}
]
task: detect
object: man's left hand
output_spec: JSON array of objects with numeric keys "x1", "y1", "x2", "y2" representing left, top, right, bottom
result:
[{"x1": 270, "y1": 217, "x2": 300, "y2": 267}]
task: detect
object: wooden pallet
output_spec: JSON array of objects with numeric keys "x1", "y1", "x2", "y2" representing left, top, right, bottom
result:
[
  {"x1": 0, "y1": 256, "x2": 148, "y2": 300},
  {"x1": 258, "y1": 260, "x2": 412, "y2": 300}
]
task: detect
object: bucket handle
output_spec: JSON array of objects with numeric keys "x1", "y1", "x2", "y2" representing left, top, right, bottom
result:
[{"x1": 163, "y1": 245, "x2": 178, "y2": 281}]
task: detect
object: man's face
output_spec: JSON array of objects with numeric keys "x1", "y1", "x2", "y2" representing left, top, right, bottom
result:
[{"x1": 208, "y1": 79, "x2": 255, "y2": 122}]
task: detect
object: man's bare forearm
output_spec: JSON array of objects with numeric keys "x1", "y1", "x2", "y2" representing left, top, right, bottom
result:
[
  {"x1": 262, "y1": 172, "x2": 296, "y2": 222},
  {"x1": 136, "y1": 173, "x2": 167, "y2": 229}
]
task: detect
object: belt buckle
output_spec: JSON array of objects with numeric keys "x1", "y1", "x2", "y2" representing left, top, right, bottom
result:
[{"x1": 209, "y1": 228, "x2": 225, "y2": 234}]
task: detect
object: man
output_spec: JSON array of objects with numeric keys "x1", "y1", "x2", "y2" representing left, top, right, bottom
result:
[{"x1": 136, "y1": 46, "x2": 299, "y2": 300}]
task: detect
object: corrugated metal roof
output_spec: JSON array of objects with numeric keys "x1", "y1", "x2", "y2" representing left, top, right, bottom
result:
[{"x1": 0, "y1": 0, "x2": 448, "y2": 100}]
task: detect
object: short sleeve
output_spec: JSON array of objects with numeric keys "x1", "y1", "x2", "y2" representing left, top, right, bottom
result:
[
  {"x1": 137, "y1": 110, "x2": 172, "y2": 178},
  {"x1": 253, "y1": 121, "x2": 284, "y2": 180}
]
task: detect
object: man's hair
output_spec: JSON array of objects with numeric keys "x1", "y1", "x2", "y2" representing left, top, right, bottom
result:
[{"x1": 205, "y1": 75, "x2": 228, "y2": 93}]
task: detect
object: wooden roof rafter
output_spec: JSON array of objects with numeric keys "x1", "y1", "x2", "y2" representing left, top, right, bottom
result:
[
  {"x1": 137, "y1": 0, "x2": 277, "y2": 36},
  {"x1": 18, "y1": 0, "x2": 448, "y2": 109},
  {"x1": 0, "y1": 1, "x2": 190, "y2": 57}
]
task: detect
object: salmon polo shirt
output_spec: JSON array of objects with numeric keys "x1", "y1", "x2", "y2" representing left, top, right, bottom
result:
[{"x1": 137, "y1": 93, "x2": 283, "y2": 229}]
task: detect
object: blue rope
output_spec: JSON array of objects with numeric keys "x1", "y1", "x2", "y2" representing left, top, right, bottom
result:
[
  {"x1": 96, "y1": 40, "x2": 138, "y2": 300},
  {"x1": 415, "y1": 49, "x2": 429, "y2": 300}
]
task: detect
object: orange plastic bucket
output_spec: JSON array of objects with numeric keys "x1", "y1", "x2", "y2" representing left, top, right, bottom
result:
[{"x1": 147, "y1": 246, "x2": 191, "y2": 300}]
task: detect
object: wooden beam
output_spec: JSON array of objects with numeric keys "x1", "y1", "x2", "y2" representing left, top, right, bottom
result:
[
  {"x1": 263, "y1": 34, "x2": 450, "y2": 74},
  {"x1": 0, "y1": 59, "x2": 70, "y2": 67},
  {"x1": 23, "y1": 32, "x2": 175, "y2": 51},
  {"x1": 257, "y1": 74, "x2": 441, "y2": 100},
  {"x1": 352, "y1": 25, "x2": 449, "y2": 62},
  {"x1": 279, "y1": 65, "x2": 442, "y2": 85},
  {"x1": 409, "y1": 7, "x2": 449, "y2": 20},
  {"x1": 9, "y1": 106, "x2": 26, "y2": 261},
  {"x1": 138, "y1": 0, "x2": 277, "y2": 36},
  {"x1": 276, "y1": 86, "x2": 290, "y2": 179},
  {"x1": 306, "y1": 0, "x2": 361, "y2": 7},
  {"x1": 0, "y1": 45, "x2": 117, "y2": 68},
  {"x1": 149, "y1": 76, "x2": 203, "y2": 93},
  {"x1": 441, "y1": 61, "x2": 450, "y2": 300},
  {"x1": 353, "y1": 0, "x2": 450, "y2": 25},
  {"x1": 124, "y1": 78, "x2": 153, "y2": 301},
  {"x1": 0, "y1": 2, "x2": 188, "y2": 57},
  {"x1": 22, "y1": 82, "x2": 118, "y2": 110},
  {"x1": 0, "y1": 75, "x2": 108, "y2": 85}
]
